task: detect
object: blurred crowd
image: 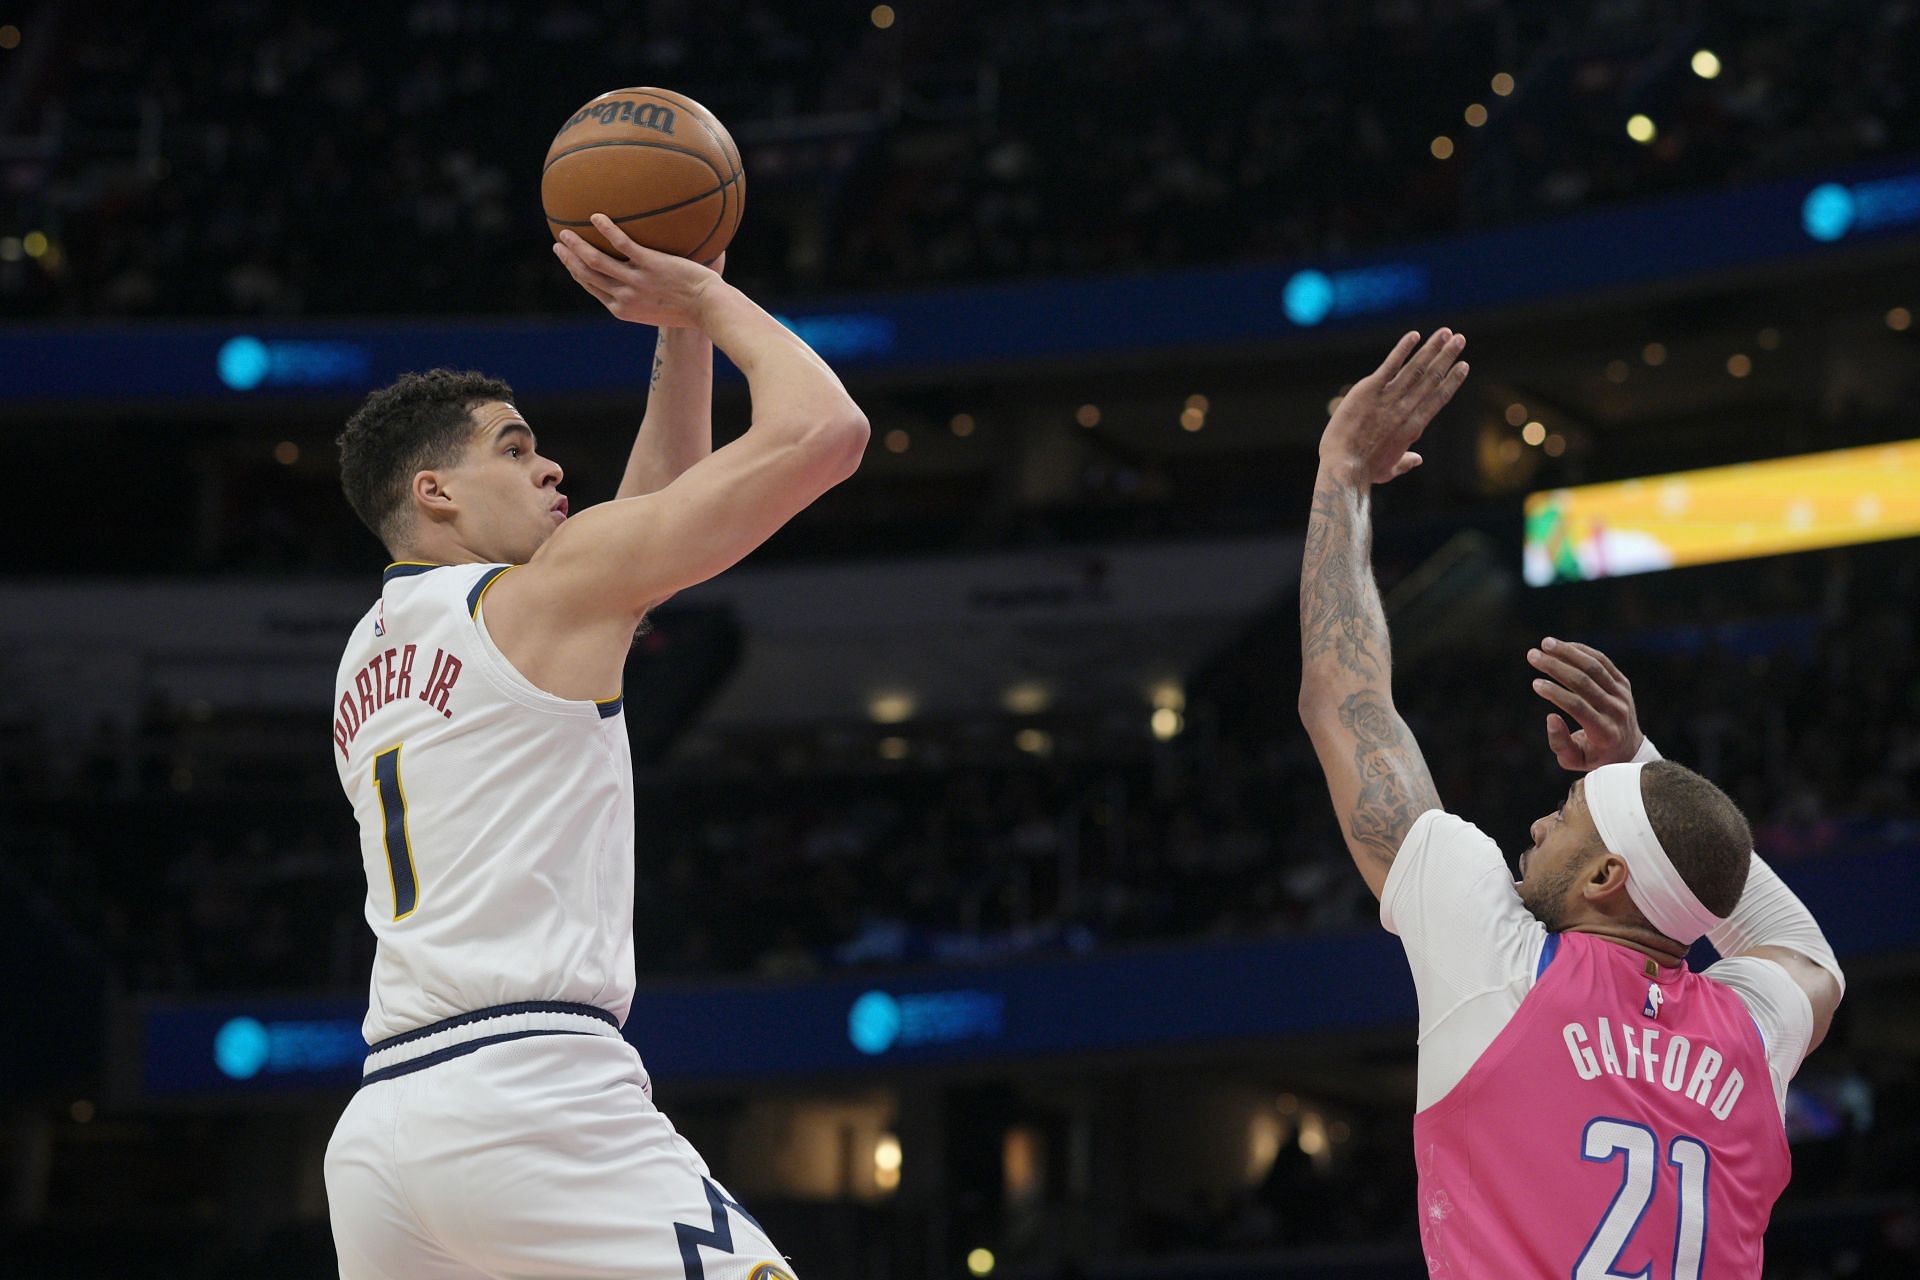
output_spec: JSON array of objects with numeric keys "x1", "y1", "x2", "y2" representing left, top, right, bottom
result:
[
  {"x1": 5, "y1": 0, "x2": 1917, "y2": 315},
  {"x1": 3, "y1": 540, "x2": 1913, "y2": 997}
]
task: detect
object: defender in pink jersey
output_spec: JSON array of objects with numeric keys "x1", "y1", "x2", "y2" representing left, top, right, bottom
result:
[{"x1": 1293, "y1": 330, "x2": 1845, "y2": 1278}]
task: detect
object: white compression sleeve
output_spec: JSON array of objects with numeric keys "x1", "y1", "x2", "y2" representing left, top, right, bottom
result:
[{"x1": 1706, "y1": 853, "x2": 1845, "y2": 994}]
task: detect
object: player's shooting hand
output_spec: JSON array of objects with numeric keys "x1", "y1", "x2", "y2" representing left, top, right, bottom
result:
[
  {"x1": 1319, "y1": 329, "x2": 1470, "y2": 486},
  {"x1": 1528, "y1": 637, "x2": 1644, "y2": 771},
  {"x1": 552, "y1": 214, "x2": 721, "y2": 329}
]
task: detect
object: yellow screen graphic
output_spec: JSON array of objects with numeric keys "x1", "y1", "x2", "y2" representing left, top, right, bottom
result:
[{"x1": 1524, "y1": 439, "x2": 1920, "y2": 585}]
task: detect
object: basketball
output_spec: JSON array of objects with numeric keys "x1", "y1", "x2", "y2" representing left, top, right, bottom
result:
[{"x1": 541, "y1": 88, "x2": 745, "y2": 263}]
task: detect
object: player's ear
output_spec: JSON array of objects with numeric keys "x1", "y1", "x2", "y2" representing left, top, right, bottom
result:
[
  {"x1": 1584, "y1": 852, "x2": 1632, "y2": 902},
  {"x1": 413, "y1": 469, "x2": 458, "y2": 525}
]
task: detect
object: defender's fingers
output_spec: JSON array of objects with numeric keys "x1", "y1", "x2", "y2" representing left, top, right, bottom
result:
[
  {"x1": 1545, "y1": 712, "x2": 1574, "y2": 752},
  {"x1": 1538, "y1": 636, "x2": 1610, "y2": 683},
  {"x1": 1531, "y1": 650, "x2": 1613, "y2": 708},
  {"x1": 1373, "y1": 331, "x2": 1422, "y2": 379},
  {"x1": 1560, "y1": 639, "x2": 1629, "y2": 688},
  {"x1": 1388, "y1": 451, "x2": 1424, "y2": 480},
  {"x1": 1540, "y1": 636, "x2": 1608, "y2": 678},
  {"x1": 1533, "y1": 677, "x2": 1600, "y2": 727},
  {"x1": 1413, "y1": 358, "x2": 1469, "y2": 418},
  {"x1": 1391, "y1": 328, "x2": 1454, "y2": 390},
  {"x1": 1547, "y1": 717, "x2": 1583, "y2": 769}
]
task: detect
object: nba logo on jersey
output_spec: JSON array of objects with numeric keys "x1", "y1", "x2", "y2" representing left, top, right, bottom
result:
[
  {"x1": 1643, "y1": 983, "x2": 1664, "y2": 1019},
  {"x1": 373, "y1": 600, "x2": 386, "y2": 638}
]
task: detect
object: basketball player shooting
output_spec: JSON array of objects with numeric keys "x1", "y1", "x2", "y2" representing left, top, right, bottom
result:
[
  {"x1": 323, "y1": 214, "x2": 866, "y2": 1280},
  {"x1": 1297, "y1": 330, "x2": 1845, "y2": 1277}
]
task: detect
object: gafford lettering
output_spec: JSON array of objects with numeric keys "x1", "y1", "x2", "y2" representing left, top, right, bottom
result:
[
  {"x1": 1562, "y1": 1018, "x2": 1747, "y2": 1120},
  {"x1": 333, "y1": 644, "x2": 465, "y2": 757}
]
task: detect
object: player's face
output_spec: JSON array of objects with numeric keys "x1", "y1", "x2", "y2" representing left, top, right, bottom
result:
[
  {"x1": 453, "y1": 401, "x2": 568, "y2": 564},
  {"x1": 1516, "y1": 779, "x2": 1601, "y2": 929}
]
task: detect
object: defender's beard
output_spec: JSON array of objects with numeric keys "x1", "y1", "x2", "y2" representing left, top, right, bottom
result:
[{"x1": 1518, "y1": 856, "x2": 1583, "y2": 932}]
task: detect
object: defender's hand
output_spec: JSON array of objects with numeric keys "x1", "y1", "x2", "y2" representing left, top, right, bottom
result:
[
  {"x1": 1528, "y1": 637, "x2": 1644, "y2": 771},
  {"x1": 552, "y1": 214, "x2": 722, "y2": 328},
  {"x1": 1319, "y1": 329, "x2": 1470, "y2": 486}
]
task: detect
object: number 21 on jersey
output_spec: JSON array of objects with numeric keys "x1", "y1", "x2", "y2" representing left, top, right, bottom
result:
[
  {"x1": 372, "y1": 744, "x2": 420, "y2": 920},
  {"x1": 1577, "y1": 1118, "x2": 1709, "y2": 1280}
]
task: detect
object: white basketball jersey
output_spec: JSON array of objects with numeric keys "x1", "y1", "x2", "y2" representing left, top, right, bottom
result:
[{"x1": 331, "y1": 561, "x2": 636, "y2": 1043}]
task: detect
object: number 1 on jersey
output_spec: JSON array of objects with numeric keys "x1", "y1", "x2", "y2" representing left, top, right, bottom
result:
[{"x1": 373, "y1": 744, "x2": 420, "y2": 919}]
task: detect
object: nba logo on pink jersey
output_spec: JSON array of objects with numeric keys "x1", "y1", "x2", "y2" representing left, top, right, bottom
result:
[{"x1": 1413, "y1": 932, "x2": 1790, "y2": 1278}]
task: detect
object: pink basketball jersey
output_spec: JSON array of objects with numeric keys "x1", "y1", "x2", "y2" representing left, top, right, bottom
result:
[{"x1": 1411, "y1": 931, "x2": 1791, "y2": 1279}]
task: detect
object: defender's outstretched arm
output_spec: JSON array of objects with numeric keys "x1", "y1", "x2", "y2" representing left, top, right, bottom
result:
[{"x1": 1298, "y1": 330, "x2": 1468, "y2": 899}]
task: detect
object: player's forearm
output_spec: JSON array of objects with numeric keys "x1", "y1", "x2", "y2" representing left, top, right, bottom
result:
[
  {"x1": 1299, "y1": 461, "x2": 1395, "y2": 713},
  {"x1": 617, "y1": 328, "x2": 714, "y2": 500},
  {"x1": 1298, "y1": 460, "x2": 1440, "y2": 894},
  {"x1": 693, "y1": 282, "x2": 864, "y2": 440}
]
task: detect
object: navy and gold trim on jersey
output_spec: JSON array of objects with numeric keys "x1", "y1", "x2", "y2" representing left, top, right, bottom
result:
[
  {"x1": 467, "y1": 565, "x2": 514, "y2": 617},
  {"x1": 383, "y1": 561, "x2": 445, "y2": 584},
  {"x1": 596, "y1": 691, "x2": 624, "y2": 719}
]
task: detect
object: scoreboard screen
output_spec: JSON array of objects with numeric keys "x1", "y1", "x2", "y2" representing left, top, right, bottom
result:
[{"x1": 1524, "y1": 439, "x2": 1920, "y2": 585}]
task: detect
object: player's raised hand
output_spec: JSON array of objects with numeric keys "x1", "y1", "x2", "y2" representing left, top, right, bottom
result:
[
  {"x1": 1527, "y1": 637, "x2": 1644, "y2": 771},
  {"x1": 552, "y1": 213, "x2": 722, "y2": 329},
  {"x1": 1319, "y1": 329, "x2": 1470, "y2": 486}
]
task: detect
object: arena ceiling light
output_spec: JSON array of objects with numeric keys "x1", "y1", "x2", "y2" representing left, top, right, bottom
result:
[{"x1": 866, "y1": 691, "x2": 915, "y2": 724}]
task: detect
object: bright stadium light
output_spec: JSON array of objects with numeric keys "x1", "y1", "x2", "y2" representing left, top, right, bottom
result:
[
  {"x1": 1691, "y1": 49, "x2": 1722, "y2": 79},
  {"x1": 1626, "y1": 114, "x2": 1657, "y2": 144},
  {"x1": 967, "y1": 1249, "x2": 996, "y2": 1277},
  {"x1": 867, "y1": 691, "x2": 916, "y2": 724}
]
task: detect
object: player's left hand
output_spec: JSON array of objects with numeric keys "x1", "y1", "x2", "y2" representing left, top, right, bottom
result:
[
  {"x1": 551, "y1": 215, "x2": 723, "y2": 327},
  {"x1": 1528, "y1": 637, "x2": 1644, "y2": 771},
  {"x1": 1319, "y1": 328, "x2": 1470, "y2": 486}
]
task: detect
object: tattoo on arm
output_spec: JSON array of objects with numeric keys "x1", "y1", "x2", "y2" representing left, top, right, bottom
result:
[
  {"x1": 1300, "y1": 482, "x2": 1385, "y2": 679},
  {"x1": 1298, "y1": 467, "x2": 1441, "y2": 882},
  {"x1": 649, "y1": 334, "x2": 667, "y2": 390},
  {"x1": 1337, "y1": 690, "x2": 1441, "y2": 869}
]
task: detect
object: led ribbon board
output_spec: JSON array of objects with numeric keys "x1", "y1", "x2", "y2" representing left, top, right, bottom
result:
[{"x1": 1524, "y1": 439, "x2": 1920, "y2": 585}]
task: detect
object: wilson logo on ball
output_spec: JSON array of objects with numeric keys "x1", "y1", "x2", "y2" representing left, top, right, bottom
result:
[
  {"x1": 561, "y1": 100, "x2": 677, "y2": 136},
  {"x1": 542, "y1": 87, "x2": 744, "y2": 262}
]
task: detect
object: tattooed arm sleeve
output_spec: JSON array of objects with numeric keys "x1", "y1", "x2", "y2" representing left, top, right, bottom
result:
[{"x1": 1298, "y1": 470, "x2": 1442, "y2": 899}]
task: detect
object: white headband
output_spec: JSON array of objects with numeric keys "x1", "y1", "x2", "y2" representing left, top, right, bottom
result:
[{"x1": 1584, "y1": 762, "x2": 1725, "y2": 945}]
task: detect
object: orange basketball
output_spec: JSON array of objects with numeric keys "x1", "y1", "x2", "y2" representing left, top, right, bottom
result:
[{"x1": 541, "y1": 88, "x2": 745, "y2": 263}]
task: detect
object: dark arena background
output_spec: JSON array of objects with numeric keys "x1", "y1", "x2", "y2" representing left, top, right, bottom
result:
[{"x1": 5, "y1": 3, "x2": 1920, "y2": 1277}]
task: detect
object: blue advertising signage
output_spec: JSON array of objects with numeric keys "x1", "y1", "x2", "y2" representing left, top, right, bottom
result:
[
  {"x1": 138, "y1": 931, "x2": 1416, "y2": 1098},
  {"x1": 135, "y1": 843, "x2": 1915, "y2": 1100},
  {"x1": 11, "y1": 157, "x2": 1920, "y2": 406}
]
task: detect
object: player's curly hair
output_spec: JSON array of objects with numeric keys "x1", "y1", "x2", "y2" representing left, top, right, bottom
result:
[
  {"x1": 337, "y1": 369, "x2": 515, "y2": 552},
  {"x1": 1639, "y1": 761, "x2": 1753, "y2": 918}
]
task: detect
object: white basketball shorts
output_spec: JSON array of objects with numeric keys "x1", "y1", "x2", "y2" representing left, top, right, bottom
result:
[{"x1": 325, "y1": 1003, "x2": 793, "y2": 1280}]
